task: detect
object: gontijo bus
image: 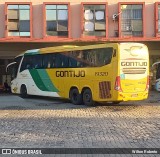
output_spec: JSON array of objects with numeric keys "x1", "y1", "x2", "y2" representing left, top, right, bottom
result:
[{"x1": 7, "y1": 43, "x2": 149, "y2": 106}]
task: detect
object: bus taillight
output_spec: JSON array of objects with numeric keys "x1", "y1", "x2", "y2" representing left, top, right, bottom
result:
[
  {"x1": 145, "y1": 75, "x2": 149, "y2": 91},
  {"x1": 114, "y1": 76, "x2": 122, "y2": 92}
]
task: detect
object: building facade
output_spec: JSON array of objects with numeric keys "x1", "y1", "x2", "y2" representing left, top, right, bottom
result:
[{"x1": 0, "y1": 0, "x2": 160, "y2": 85}]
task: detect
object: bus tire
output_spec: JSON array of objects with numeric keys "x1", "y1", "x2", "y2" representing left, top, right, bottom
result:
[
  {"x1": 69, "y1": 88, "x2": 83, "y2": 105},
  {"x1": 83, "y1": 88, "x2": 95, "y2": 106},
  {"x1": 20, "y1": 85, "x2": 28, "y2": 98}
]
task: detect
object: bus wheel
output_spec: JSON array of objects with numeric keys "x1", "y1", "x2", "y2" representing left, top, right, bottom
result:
[
  {"x1": 69, "y1": 88, "x2": 83, "y2": 105},
  {"x1": 83, "y1": 89, "x2": 94, "y2": 106},
  {"x1": 20, "y1": 85, "x2": 28, "y2": 98}
]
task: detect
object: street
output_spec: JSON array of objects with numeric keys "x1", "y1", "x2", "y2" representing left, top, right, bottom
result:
[{"x1": 0, "y1": 92, "x2": 159, "y2": 157}]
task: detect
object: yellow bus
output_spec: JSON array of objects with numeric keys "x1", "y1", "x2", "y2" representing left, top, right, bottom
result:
[{"x1": 7, "y1": 43, "x2": 149, "y2": 106}]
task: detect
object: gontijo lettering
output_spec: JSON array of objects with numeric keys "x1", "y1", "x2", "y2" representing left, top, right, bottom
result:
[
  {"x1": 121, "y1": 62, "x2": 147, "y2": 66},
  {"x1": 56, "y1": 70, "x2": 85, "y2": 77}
]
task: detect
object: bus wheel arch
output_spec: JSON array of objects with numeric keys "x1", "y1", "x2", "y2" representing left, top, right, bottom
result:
[
  {"x1": 20, "y1": 84, "x2": 28, "y2": 98},
  {"x1": 82, "y1": 87, "x2": 95, "y2": 106},
  {"x1": 69, "y1": 87, "x2": 83, "y2": 105}
]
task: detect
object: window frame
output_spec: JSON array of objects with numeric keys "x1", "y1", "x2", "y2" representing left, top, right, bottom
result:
[
  {"x1": 118, "y1": 2, "x2": 145, "y2": 38},
  {"x1": 81, "y1": 2, "x2": 108, "y2": 39},
  {"x1": 155, "y1": 2, "x2": 160, "y2": 37},
  {"x1": 43, "y1": 2, "x2": 71, "y2": 39},
  {"x1": 5, "y1": 2, "x2": 33, "y2": 38}
]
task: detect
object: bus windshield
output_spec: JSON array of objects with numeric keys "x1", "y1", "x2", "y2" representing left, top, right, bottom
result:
[{"x1": 7, "y1": 56, "x2": 22, "y2": 81}]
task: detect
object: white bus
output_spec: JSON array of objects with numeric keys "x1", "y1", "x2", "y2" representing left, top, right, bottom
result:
[{"x1": 152, "y1": 61, "x2": 160, "y2": 91}]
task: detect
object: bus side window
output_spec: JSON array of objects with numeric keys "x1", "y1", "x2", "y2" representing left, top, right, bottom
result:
[
  {"x1": 61, "y1": 53, "x2": 69, "y2": 68},
  {"x1": 69, "y1": 57, "x2": 77, "y2": 67},
  {"x1": 69, "y1": 50, "x2": 89, "y2": 67},
  {"x1": 20, "y1": 56, "x2": 32, "y2": 72},
  {"x1": 55, "y1": 54, "x2": 62, "y2": 68},
  {"x1": 32, "y1": 55, "x2": 42, "y2": 69},
  {"x1": 68, "y1": 51, "x2": 78, "y2": 68},
  {"x1": 55, "y1": 53, "x2": 69, "y2": 68},
  {"x1": 49, "y1": 54, "x2": 56, "y2": 68},
  {"x1": 43, "y1": 54, "x2": 57, "y2": 69},
  {"x1": 103, "y1": 48, "x2": 113, "y2": 65},
  {"x1": 43, "y1": 54, "x2": 50, "y2": 68}
]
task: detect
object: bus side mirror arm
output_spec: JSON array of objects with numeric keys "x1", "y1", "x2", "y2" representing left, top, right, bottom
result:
[
  {"x1": 6, "y1": 62, "x2": 17, "y2": 73},
  {"x1": 152, "y1": 61, "x2": 160, "y2": 68}
]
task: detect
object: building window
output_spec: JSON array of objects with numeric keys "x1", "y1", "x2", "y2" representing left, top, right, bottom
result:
[
  {"x1": 121, "y1": 4, "x2": 143, "y2": 37},
  {"x1": 82, "y1": 4, "x2": 106, "y2": 37},
  {"x1": 7, "y1": 4, "x2": 31, "y2": 37},
  {"x1": 45, "y1": 4, "x2": 69, "y2": 37}
]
